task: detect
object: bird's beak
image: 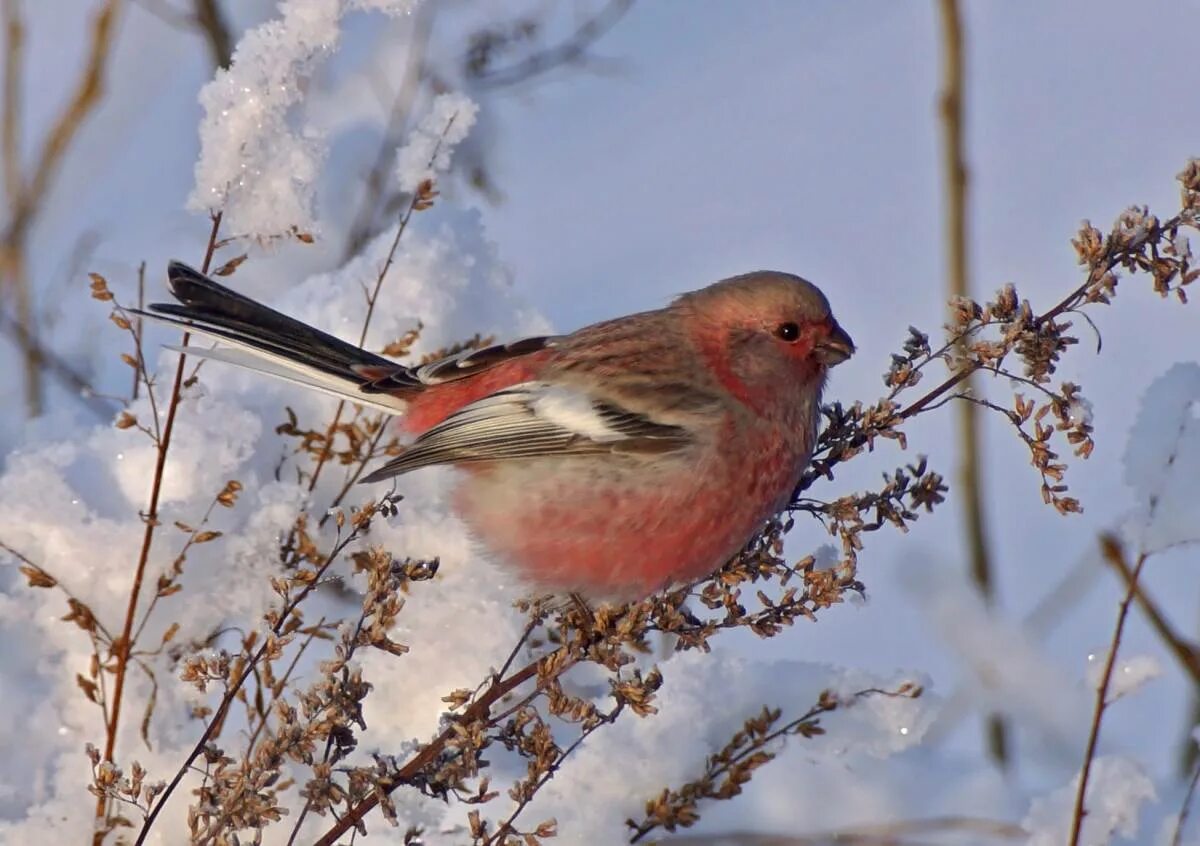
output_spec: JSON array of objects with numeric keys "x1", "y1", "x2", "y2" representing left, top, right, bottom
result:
[{"x1": 815, "y1": 322, "x2": 855, "y2": 366}]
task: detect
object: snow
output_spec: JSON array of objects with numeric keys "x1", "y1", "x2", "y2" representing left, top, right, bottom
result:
[
  {"x1": 189, "y1": 0, "x2": 428, "y2": 237},
  {"x1": 1086, "y1": 653, "x2": 1164, "y2": 702},
  {"x1": 1122, "y1": 363, "x2": 1200, "y2": 554},
  {"x1": 1023, "y1": 756, "x2": 1157, "y2": 846},
  {"x1": 394, "y1": 92, "x2": 479, "y2": 193}
]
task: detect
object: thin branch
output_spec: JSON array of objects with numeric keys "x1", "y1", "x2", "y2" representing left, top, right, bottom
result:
[
  {"x1": 191, "y1": 0, "x2": 231, "y2": 68},
  {"x1": 312, "y1": 651, "x2": 572, "y2": 846},
  {"x1": 1, "y1": 0, "x2": 21, "y2": 206},
  {"x1": 341, "y1": 4, "x2": 431, "y2": 261},
  {"x1": 485, "y1": 703, "x2": 624, "y2": 845},
  {"x1": 134, "y1": 511, "x2": 372, "y2": 846},
  {"x1": 132, "y1": 261, "x2": 145, "y2": 399},
  {"x1": 98, "y1": 211, "x2": 221, "y2": 843},
  {"x1": 2, "y1": 0, "x2": 123, "y2": 417},
  {"x1": 286, "y1": 113, "x2": 462, "y2": 547},
  {"x1": 936, "y1": 0, "x2": 1006, "y2": 766},
  {"x1": 1068, "y1": 536, "x2": 1150, "y2": 846},
  {"x1": 660, "y1": 816, "x2": 1027, "y2": 845},
  {"x1": 1103, "y1": 549, "x2": 1200, "y2": 686},
  {"x1": 0, "y1": 306, "x2": 116, "y2": 418},
  {"x1": 1172, "y1": 756, "x2": 1200, "y2": 846},
  {"x1": 469, "y1": 0, "x2": 633, "y2": 89},
  {"x1": 18, "y1": 0, "x2": 121, "y2": 214},
  {"x1": 0, "y1": 539, "x2": 116, "y2": 642}
]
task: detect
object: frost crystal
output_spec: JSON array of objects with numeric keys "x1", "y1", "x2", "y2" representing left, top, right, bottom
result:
[
  {"x1": 394, "y1": 93, "x2": 479, "y2": 193},
  {"x1": 1068, "y1": 397, "x2": 1094, "y2": 427},
  {"x1": 188, "y1": 0, "x2": 425, "y2": 238},
  {"x1": 1122, "y1": 363, "x2": 1200, "y2": 552},
  {"x1": 348, "y1": 0, "x2": 421, "y2": 14},
  {"x1": 1023, "y1": 756, "x2": 1155, "y2": 846},
  {"x1": 1085, "y1": 652, "x2": 1162, "y2": 701}
]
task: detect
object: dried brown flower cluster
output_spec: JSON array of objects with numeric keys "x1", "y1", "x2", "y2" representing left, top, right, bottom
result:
[{"x1": 626, "y1": 683, "x2": 923, "y2": 842}]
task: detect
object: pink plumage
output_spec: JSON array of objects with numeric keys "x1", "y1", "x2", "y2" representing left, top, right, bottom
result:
[{"x1": 145, "y1": 263, "x2": 854, "y2": 599}]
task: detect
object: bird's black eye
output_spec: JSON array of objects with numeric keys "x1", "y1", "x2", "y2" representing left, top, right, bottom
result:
[{"x1": 775, "y1": 322, "x2": 801, "y2": 342}]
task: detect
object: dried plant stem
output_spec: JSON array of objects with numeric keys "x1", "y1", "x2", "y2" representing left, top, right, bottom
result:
[
  {"x1": 96, "y1": 212, "x2": 222, "y2": 842},
  {"x1": 1, "y1": 0, "x2": 37, "y2": 416},
  {"x1": 132, "y1": 260, "x2": 145, "y2": 399},
  {"x1": 1, "y1": 0, "x2": 122, "y2": 417},
  {"x1": 134, "y1": 514, "x2": 371, "y2": 846},
  {"x1": 627, "y1": 686, "x2": 923, "y2": 842},
  {"x1": 1068, "y1": 536, "x2": 1149, "y2": 846},
  {"x1": 0, "y1": 540, "x2": 116, "y2": 643},
  {"x1": 291, "y1": 212, "x2": 405, "y2": 502},
  {"x1": 661, "y1": 816, "x2": 1028, "y2": 845},
  {"x1": 485, "y1": 703, "x2": 623, "y2": 845},
  {"x1": 191, "y1": 0, "x2": 232, "y2": 68},
  {"x1": 341, "y1": 4, "x2": 431, "y2": 261},
  {"x1": 1103, "y1": 549, "x2": 1200, "y2": 685},
  {"x1": 291, "y1": 117, "x2": 459, "y2": 539},
  {"x1": 1172, "y1": 756, "x2": 1200, "y2": 846},
  {"x1": 0, "y1": 306, "x2": 114, "y2": 417},
  {"x1": 284, "y1": 607, "x2": 375, "y2": 845},
  {"x1": 791, "y1": 208, "x2": 1181, "y2": 505},
  {"x1": 312, "y1": 652, "x2": 571, "y2": 846},
  {"x1": 1, "y1": 0, "x2": 19, "y2": 205},
  {"x1": 471, "y1": 0, "x2": 633, "y2": 88},
  {"x1": 936, "y1": 0, "x2": 1006, "y2": 766}
]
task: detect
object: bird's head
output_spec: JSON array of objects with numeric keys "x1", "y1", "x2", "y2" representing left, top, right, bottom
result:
[{"x1": 676, "y1": 271, "x2": 854, "y2": 409}]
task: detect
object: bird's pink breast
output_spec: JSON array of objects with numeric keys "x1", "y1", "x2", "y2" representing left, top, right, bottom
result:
[{"x1": 452, "y1": 427, "x2": 805, "y2": 599}]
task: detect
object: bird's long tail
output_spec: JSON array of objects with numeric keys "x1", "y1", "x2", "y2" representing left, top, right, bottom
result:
[{"x1": 137, "y1": 261, "x2": 421, "y2": 414}]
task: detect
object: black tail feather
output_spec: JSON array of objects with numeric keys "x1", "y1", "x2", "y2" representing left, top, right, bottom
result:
[{"x1": 146, "y1": 261, "x2": 420, "y2": 391}]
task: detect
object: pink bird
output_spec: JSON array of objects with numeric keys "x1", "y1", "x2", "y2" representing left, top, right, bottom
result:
[{"x1": 145, "y1": 262, "x2": 854, "y2": 599}]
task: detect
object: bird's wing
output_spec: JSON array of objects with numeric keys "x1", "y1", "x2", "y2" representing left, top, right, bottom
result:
[
  {"x1": 354, "y1": 335, "x2": 560, "y2": 393},
  {"x1": 361, "y1": 381, "x2": 694, "y2": 482}
]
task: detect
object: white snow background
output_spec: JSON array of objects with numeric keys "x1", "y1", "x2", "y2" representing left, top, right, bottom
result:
[{"x1": 0, "y1": 1, "x2": 1198, "y2": 844}]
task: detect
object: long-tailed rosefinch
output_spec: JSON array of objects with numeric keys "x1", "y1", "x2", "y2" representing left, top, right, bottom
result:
[{"x1": 144, "y1": 261, "x2": 854, "y2": 598}]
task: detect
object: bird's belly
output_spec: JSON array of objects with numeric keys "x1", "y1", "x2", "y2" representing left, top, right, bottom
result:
[{"x1": 453, "y1": 448, "x2": 803, "y2": 599}]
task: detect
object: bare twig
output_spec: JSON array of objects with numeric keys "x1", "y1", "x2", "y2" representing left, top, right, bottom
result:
[
  {"x1": 284, "y1": 112, "x2": 461, "y2": 549},
  {"x1": 1103, "y1": 549, "x2": 1200, "y2": 686},
  {"x1": 312, "y1": 651, "x2": 571, "y2": 846},
  {"x1": 1068, "y1": 536, "x2": 1150, "y2": 846},
  {"x1": 0, "y1": 539, "x2": 116, "y2": 642},
  {"x1": 134, "y1": 506, "x2": 379, "y2": 846},
  {"x1": 659, "y1": 815, "x2": 1027, "y2": 844},
  {"x1": 191, "y1": 0, "x2": 231, "y2": 68},
  {"x1": 19, "y1": 0, "x2": 121, "y2": 209},
  {"x1": 0, "y1": 307, "x2": 115, "y2": 417},
  {"x1": 1, "y1": 0, "x2": 19, "y2": 206},
  {"x1": 468, "y1": 0, "x2": 633, "y2": 88},
  {"x1": 1172, "y1": 755, "x2": 1200, "y2": 846},
  {"x1": 628, "y1": 687, "x2": 921, "y2": 843},
  {"x1": 936, "y1": 0, "x2": 1006, "y2": 766},
  {"x1": 132, "y1": 261, "x2": 145, "y2": 400},
  {"x1": 2, "y1": 0, "x2": 123, "y2": 416},
  {"x1": 341, "y1": 4, "x2": 431, "y2": 261},
  {"x1": 97, "y1": 211, "x2": 221, "y2": 843}
]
